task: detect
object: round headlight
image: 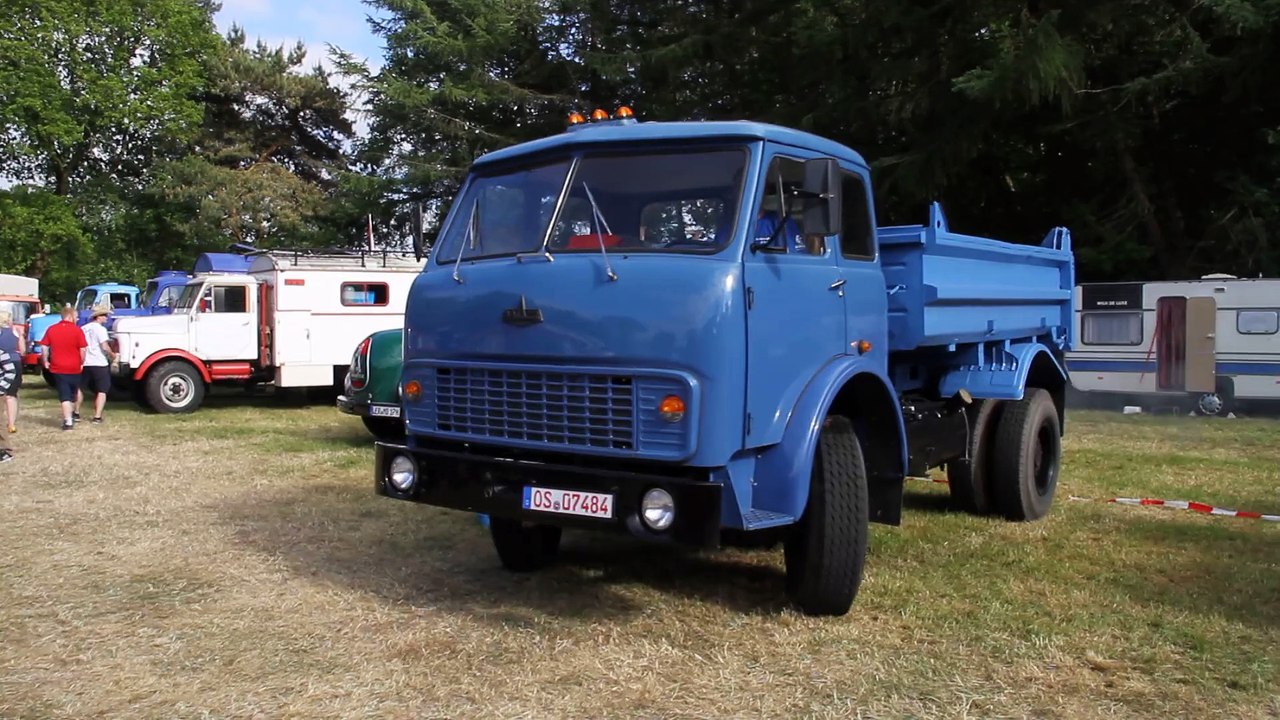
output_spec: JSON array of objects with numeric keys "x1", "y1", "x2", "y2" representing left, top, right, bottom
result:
[
  {"x1": 640, "y1": 488, "x2": 675, "y2": 531},
  {"x1": 388, "y1": 454, "x2": 416, "y2": 492}
]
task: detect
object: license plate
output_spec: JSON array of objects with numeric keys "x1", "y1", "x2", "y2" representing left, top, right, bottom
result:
[
  {"x1": 523, "y1": 486, "x2": 614, "y2": 519},
  {"x1": 368, "y1": 404, "x2": 401, "y2": 418}
]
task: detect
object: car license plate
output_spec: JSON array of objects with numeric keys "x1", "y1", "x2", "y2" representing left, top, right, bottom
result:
[
  {"x1": 368, "y1": 404, "x2": 401, "y2": 418},
  {"x1": 523, "y1": 486, "x2": 614, "y2": 519}
]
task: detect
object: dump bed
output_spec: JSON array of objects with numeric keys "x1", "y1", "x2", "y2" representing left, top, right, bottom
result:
[{"x1": 880, "y1": 203, "x2": 1074, "y2": 352}]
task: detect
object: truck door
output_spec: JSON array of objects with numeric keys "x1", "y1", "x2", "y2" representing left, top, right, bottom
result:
[
  {"x1": 1184, "y1": 296, "x2": 1217, "y2": 393},
  {"x1": 742, "y1": 149, "x2": 847, "y2": 448},
  {"x1": 193, "y1": 283, "x2": 258, "y2": 361},
  {"x1": 833, "y1": 167, "x2": 889, "y2": 358}
]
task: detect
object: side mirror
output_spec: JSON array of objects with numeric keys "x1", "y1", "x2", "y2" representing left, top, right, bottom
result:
[
  {"x1": 409, "y1": 202, "x2": 426, "y2": 261},
  {"x1": 801, "y1": 158, "x2": 842, "y2": 237}
]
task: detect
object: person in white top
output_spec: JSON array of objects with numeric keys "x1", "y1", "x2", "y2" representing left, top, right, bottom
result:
[{"x1": 76, "y1": 306, "x2": 119, "y2": 425}]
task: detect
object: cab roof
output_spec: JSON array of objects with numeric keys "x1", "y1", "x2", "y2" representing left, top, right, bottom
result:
[{"x1": 472, "y1": 120, "x2": 869, "y2": 170}]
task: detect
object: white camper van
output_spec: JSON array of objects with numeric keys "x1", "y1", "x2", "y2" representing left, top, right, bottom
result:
[
  {"x1": 111, "y1": 249, "x2": 421, "y2": 413},
  {"x1": 1065, "y1": 274, "x2": 1280, "y2": 415}
]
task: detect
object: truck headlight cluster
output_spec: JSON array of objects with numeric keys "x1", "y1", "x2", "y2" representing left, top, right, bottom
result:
[
  {"x1": 640, "y1": 488, "x2": 675, "y2": 531},
  {"x1": 387, "y1": 454, "x2": 417, "y2": 492}
]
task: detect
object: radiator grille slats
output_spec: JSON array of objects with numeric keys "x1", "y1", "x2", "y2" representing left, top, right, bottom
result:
[{"x1": 431, "y1": 367, "x2": 636, "y2": 450}]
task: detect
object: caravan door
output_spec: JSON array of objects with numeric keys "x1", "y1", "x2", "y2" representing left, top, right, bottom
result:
[{"x1": 1184, "y1": 296, "x2": 1217, "y2": 393}]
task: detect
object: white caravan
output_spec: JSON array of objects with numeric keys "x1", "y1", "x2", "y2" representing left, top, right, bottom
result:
[
  {"x1": 111, "y1": 250, "x2": 421, "y2": 413},
  {"x1": 1065, "y1": 274, "x2": 1280, "y2": 415}
]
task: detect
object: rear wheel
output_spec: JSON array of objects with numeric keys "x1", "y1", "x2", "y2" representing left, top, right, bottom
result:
[
  {"x1": 945, "y1": 400, "x2": 1003, "y2": 515},
  {"x1": 490, "y1": 517, "x2": 562, "y2": 572},
  {"x1": 989, "y1": 388, "x2": 1060, "y2": 521},
  {"x1": 784, "y1": 415, "x2": 870, "y2": 617},
  {"x1": 144, "y1": 360, "x2": 206, "y2": 414}
]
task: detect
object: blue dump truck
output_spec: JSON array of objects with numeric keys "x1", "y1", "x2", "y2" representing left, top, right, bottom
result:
[{"x1": 374, "y1": 111, "x2": 1075, "y2": 616}]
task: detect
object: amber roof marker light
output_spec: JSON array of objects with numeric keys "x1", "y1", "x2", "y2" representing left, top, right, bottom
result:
[
  {"x1": 567, "y1": 111, "x2": 586, "y2": 125},
  {"x1": 615, "y1": 106, "x2": 634, "y2": 118},
  {"x1": 590, "y1": 108, "x2": 609, "y2": 121}
]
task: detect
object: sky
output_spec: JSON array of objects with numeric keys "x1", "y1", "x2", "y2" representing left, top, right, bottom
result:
[{"x1": 212, "y1": 0, "x2": 389, "y2": 137}]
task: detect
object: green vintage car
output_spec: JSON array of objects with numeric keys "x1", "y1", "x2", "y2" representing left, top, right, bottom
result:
[{"x1": 337, "y1": 328, "x2": 405, "y2": 440}]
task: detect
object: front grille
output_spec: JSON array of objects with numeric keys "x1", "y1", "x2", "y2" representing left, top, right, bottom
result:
[{"x1": 430, "y1": 366, "x2": 637, "y2": 450}]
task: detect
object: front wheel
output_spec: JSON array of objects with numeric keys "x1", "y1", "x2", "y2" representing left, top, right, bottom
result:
[
  {"x1": 784, "y1": 414, "x2": 870, "y2": 617},
  {"x1": 990, "y1": 388, "x2": 1061, "y2": 521},
  {"x1": 144, "y1": 360, "x2": 207, "y2": 414},
  {"x1": 489, "y1": 517, "x2": 562, "y2": 572}
]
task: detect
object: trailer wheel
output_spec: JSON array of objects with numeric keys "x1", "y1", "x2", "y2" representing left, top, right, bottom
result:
[
  {"x1": 990, "y1": 388, "x2": 1060, "y2": 521},
  {"x1": 145, "y1": 360, "x2": 206, "y2": 414},
  {"x1": 945, "y1": 400, "x2": 1003, "y2": 515},
  {"x1": 489, "y1": 517, "x2": 562, "y2": 572},
  {"x1": 784, "y1": 415, "x2": 869, "y2": 617},
  {"x1": 361, "y1": 416, "x2": 405, "y2": 442}
]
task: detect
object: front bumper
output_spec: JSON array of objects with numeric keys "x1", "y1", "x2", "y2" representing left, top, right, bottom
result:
[
  {"x1": 374, "y1": 441, "x2": 722, "y2": 547},
  {"x1": 337, "y1": 394, "x2": 401, "y2": 419}
]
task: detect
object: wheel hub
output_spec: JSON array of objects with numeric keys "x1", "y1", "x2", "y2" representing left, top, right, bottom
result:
[
  {"x1": 164, "y1": 377, "x2": 191, "y2": 405},
  {"x1": 1197, "y1": 393, "x2": 1224, "y2": 416}
]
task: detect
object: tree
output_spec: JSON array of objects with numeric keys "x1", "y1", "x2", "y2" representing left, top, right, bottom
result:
[
  {"x1": 0, "y1": 0, "x2": 219, "y2": 195},
  {"x1": 0, "y1": 188, "x2": 93, "y2": 301}
]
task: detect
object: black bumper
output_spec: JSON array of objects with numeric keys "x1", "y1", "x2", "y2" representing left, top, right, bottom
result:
[
  {"x1": 336, "y1": 393, "x2": 365, "y2": 416},
  {"x1": 374, "y1": 442, "x2": 723, "y2": 547}
]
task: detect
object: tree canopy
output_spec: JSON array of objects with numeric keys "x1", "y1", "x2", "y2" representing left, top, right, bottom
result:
[{"x1": 2, "y1": 0, "x2": 1278, "y2": 303}]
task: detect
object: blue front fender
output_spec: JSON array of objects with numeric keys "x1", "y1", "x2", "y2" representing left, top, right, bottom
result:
[{"x1": 752, "y1": 355, "x2": 907, "y2": 521}]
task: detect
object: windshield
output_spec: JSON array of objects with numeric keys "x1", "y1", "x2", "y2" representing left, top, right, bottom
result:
[
  {"x1": 141, "y1": 281, "x2": 159, "y2": 306},
  {"x1": 173, "y1": 283, "x2": 204, "y2": 311},
  {"x1": 433, "y1": 146, "x2": 748, "y2": 263},
  {"x1": 0, "y1": 300, "x2": 32, "y2": 325},
  {"x1": 75, "y1": 289, "x2": 97, "y2": 311}
]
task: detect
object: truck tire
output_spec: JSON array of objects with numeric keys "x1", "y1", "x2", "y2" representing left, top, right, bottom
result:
[
  {"x1": 489, "y1": 517, "x2": 562, "y2": 572},
  {"x1": 145, "y1": 360, "x2": 206, "y2": 414},
  {"x1": 945, "y1": 400, "x2": 1003, "y2": 515},
  {"x1": 989, "y1": 388, "x2": 1060, "y2": 521},
  {"x1": 784, "y1": 415, "x2": 869, "y2": 617},
  {"x1": 361, "y1": 416, "x2": 405, "y2": 442}
]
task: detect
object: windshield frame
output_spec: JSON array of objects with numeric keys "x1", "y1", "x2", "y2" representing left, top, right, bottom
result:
[
  {"x1": 172, "y1": 282, "x2": 205, "y2": 312},
  {"x1": 432, "y1": 141, "x2": 751, "y2": 265}
]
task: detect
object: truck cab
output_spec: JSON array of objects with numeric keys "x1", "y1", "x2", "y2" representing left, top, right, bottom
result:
[
  {"x1": 74, "y1": 283, "x2": 142, "y2": 325},
  {"x1": 370, "y1": 111, "x2": 1075, "y2": 616},
  {"x1": 113, "y1": 274, "x2": 261, "y2": 411}
]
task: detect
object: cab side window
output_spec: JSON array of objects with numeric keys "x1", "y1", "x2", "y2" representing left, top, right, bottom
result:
[
  {"x1": 839, "y1": 172, "x2": 875, "y2": 260},
  {"x1": 212, "y1": 286, "x2": 248, "y2": 313},
  {"x1": 755, "y1": 156, "x2": 807, "y2": 254}
]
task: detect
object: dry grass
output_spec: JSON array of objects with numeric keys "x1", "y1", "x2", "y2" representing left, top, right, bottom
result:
[{"x1": 1, "y1": 384, "x2": 1278, "y2": 719}]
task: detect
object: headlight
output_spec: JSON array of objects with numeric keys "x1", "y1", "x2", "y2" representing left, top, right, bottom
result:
[
  {"x1": 387, "y1": 454, "x2": 417, "y2": 492},
  {"x1": 640, "y1": 488, "x2": 675, "y2": 531}
]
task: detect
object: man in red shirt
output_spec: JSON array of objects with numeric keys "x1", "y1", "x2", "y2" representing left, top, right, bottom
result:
[{"x1": 41, "y1": 305, "x2": 88, "y2": 431}]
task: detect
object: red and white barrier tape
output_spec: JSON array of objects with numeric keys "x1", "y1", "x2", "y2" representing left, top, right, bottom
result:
[
  {"x1": 910, "y1": 477, "x2": 1279, "y2": 523},
  {"x1": 1102, "y1": 496, "x2": 1279, "y2": 523}
]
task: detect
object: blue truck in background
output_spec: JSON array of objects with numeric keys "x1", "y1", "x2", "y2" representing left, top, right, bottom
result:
[{"x1": 374, "y1": 110, "x2": 1075, "y2": 616}]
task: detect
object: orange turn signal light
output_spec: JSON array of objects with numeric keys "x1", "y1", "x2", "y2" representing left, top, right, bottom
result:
[
  {"x1": 854, "y1": 340, "x2": 873, "y2": 354},
  {"x1": 567, "y1": 112, "x2": 586, "y2": 125},
  {"x1": 404, "y1": 380, "x2": 422, "y2": 402},
  {"x1": 658, "y1": 395, "x2": 686, "y2": 422},
  {"x1": 590, "y1": 108, "x2": 609, "y2": 121}
]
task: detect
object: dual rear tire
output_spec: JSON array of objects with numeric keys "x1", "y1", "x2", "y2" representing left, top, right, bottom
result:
[{"x1": 946, "y1": 388, "x2": 1061, "y2": 521}]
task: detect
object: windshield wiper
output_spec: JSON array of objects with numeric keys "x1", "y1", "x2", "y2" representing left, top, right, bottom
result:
[
  {"x1": 580, "y1": 182, "x2": 618, "y2": 281},
  {"x1": 452, "y1": 201, "x2": 479, "y2": 284}
]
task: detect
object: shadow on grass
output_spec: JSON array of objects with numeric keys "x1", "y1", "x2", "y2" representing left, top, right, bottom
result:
[
  {"x1": 1109, "y1": 516, "x2": 1280, "y2": 632},
  {"x1": 901, "y1": 490, "x2": 958, "y2": 515},
  {"x1": 216, "y1": 482, "x2": 790, "y2": 622}
]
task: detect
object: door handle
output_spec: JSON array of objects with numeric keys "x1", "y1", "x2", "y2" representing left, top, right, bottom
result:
[{"x1": 829, "y1": 279, "x2": 847, "y2": 290}]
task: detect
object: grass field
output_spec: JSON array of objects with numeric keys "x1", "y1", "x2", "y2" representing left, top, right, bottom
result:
[{"x1": 1, "y1": 383, "x2": 1277, "y2": 718}]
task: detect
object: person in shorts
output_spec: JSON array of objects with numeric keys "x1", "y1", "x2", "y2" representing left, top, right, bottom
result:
[
  {"x1": 0, "y1": 347, "x2": 16, "y2": 461},
  {"x1": 41, "y1": 305, "x2": 87, "y2": 431},
  {"x1": 0, "y1": 310, "x2": 22, "y2": 434},
  {"x1": 76, "y1": 306, "x2": 118, "y2": 424}
]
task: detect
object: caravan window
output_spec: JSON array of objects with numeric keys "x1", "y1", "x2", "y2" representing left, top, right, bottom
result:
[
  {"x1": 341, "y1": 282, "x2": 389, "y2": 306},
  {"x1": 1237, "y1": 310, "x2": 1278, "y2": 335},
  {"x1": 1082, "y1": 311, "x2": 1142, "y2": 345}
]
